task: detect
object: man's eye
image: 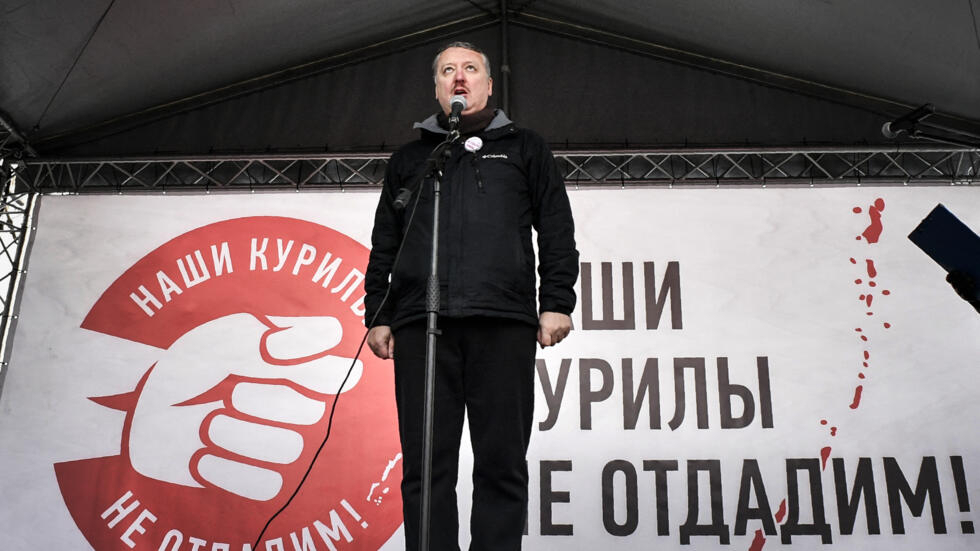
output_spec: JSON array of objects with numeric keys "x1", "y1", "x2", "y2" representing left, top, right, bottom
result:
[
  {"x1": 466, "y1": 65, "x2": 476, "y2": 72},
  {"x1": 443, "y1": 67, "x2": 454, "y2": 74}
]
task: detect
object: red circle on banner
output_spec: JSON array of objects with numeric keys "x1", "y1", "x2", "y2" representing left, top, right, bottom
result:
[{"x1": 57, "y1": 216, "x2": 402, "y2": 550}]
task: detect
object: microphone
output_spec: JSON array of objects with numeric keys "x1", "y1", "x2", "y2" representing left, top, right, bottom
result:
[
  {"x1": 395, "y1": 95, "x2": 466, "y2": 210},
  {"x1": 882, "y1": 103, "x2": 934, "y2": 139},
  {"x1": 393, "y1": 187, "x2": 413, "y2": 210},
  {"x1": 449, "y1": 95, "x2": 467, "y2": 127}
]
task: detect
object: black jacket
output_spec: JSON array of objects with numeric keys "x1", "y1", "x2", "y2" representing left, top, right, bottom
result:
[{"x1": 364, "y1": 111, "x2": 578, "y2": 330}]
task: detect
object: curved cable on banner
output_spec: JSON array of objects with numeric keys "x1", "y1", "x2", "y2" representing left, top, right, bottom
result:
[{"x1": 251, "y1": 164, "x2": 430, "y2": 549}]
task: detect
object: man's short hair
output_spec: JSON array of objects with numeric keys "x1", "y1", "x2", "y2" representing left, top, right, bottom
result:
[{"x1": 431, "y1": 41, "x2": 492, "y2": 81}]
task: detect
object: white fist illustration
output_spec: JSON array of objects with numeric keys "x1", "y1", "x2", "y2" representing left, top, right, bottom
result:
[{"x1": 127, "y1": 313, "x2": 362, "y2": 501}]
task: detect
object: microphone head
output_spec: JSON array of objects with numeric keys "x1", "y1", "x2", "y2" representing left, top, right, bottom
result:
[
  {"x1": 450, "y1": 94, "x2": 467, "y2": 113},
  {"x1": 881, "y1": 122, "x2": 901, "y2": 139}
]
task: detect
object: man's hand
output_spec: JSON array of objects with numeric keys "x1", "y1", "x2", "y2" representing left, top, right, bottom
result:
[
  {"x1": 537, "y1": 311, "x2": 571, "y2": 348},
  {"x1": 947, "y1": 270, "x2": 980, "y2": 313},
  {"x1": 367, "y1": 325, "x2": 395, "y2": 359}
]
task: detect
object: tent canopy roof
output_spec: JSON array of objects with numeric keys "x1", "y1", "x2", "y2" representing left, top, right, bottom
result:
[{"x1": 3, "y1": 0, "x2": 978, "y2": 156}]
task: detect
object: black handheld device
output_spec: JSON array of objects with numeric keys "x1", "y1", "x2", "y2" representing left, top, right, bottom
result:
[{"x1": 908, "y1": 203, "x2": 980, "y2": 305}]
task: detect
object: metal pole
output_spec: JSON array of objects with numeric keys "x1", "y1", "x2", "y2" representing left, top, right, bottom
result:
[
  {"x1": 419, "y1": 138, "x2": 453, "y2": 551},
  {"x1": 419, "y1": 176, "x2": 440, "y2": 551}
]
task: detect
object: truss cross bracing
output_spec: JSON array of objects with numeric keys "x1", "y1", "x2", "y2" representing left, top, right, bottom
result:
[{"x1": 8, "y1": 146, "x2": 978, "y2": 193}]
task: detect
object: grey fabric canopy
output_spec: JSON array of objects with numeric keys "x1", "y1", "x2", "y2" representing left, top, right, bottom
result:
[{"x1": 2, "y1": 0, "x2": 978, "y2": 156}]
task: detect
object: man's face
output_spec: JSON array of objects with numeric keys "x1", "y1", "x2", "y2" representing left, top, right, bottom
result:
[{"x1": 434, "y1": 47, "x2": 493, "y2": 116}]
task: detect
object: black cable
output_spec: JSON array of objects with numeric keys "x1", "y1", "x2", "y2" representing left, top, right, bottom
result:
[
  {"x1": 251, "y1": 149, "x2": 435, "y2": 549},
  {"x1": 907, "y1": 130, "x2": 980, "y2": 149},
  {"x1": 34, "y1": 0, "x2": 117, "y2": 132}
]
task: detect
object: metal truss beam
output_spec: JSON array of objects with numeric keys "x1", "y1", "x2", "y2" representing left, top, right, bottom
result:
[
  {"x1": 0, "y1": 111, "x2": 38, "y2": 380},
  {"x1": 557, "y1": 146, "x2": 979, "y2": 187},
  {"x1": 0, "y1": 170, "x2": 36, "y2": 381},
  {"x1": 10, "y1": 146, "x2": 979, "y2": 193},
  {"x1": 0, "y1": 126, "x2": 15, "y2": 159},
  {"x1": 0, "y1": 111, "x2": 36, "y2": 164}
]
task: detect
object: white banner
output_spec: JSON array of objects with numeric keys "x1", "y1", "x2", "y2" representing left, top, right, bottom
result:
[{"x1": 0, "y1": 187, "x2": 977, "y2": 551}]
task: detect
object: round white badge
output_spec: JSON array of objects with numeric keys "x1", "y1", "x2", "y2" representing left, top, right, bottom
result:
[{"x1": 464, "y1": 136, "x2": 484, "y2": 153}]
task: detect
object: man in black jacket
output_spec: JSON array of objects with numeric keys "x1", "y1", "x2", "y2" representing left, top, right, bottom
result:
[{"x1": 364, "y1": 41, "x2": 578, "y2": 551}]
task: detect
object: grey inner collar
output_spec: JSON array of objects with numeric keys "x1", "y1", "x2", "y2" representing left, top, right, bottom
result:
[{"x1": 412, "y1": 110, "x2": 513, "y2": 134}]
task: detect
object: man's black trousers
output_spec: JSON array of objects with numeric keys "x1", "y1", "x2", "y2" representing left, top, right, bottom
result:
[{"x1": 393, "y1": 317, "x2": 537, "y2": 551}]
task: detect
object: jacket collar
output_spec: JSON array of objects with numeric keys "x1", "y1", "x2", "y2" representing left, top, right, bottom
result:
[{"x1": 414, "y1": 109, "x2": 514, "y2": 139}]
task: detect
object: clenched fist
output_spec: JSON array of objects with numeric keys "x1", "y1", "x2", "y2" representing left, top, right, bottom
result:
[{"x1": 127, "y1": 313, "x2": 362, "y2": 501}]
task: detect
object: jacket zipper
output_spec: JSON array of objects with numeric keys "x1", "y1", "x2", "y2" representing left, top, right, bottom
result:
[{"x1": 470, "y1": 154, "x2": 486, "y2": 193}]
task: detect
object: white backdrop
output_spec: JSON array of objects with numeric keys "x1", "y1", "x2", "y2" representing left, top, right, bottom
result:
[{"x1": 0, "y1": 186, "x2": 977, "y2": 551}]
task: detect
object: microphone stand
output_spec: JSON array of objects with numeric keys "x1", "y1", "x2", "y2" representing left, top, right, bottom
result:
[{"x1": 419, "y1": 115, "x2": 460, "y2": 551}]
